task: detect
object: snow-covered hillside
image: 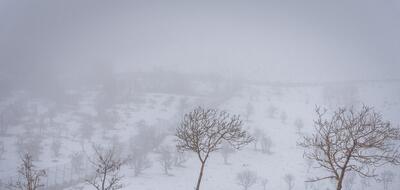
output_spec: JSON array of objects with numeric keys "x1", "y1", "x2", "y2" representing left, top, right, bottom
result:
[{"x1": 1, "y1": 81, "x2": 399, "y2": 190}]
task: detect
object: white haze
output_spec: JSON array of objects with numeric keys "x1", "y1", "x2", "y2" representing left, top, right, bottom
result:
[
  {"x1": 1, "y1": 1, "x2": 400, "y2": 190},
  {"x1": 1, "y1": 0, "x2": 400, "y2": 85}
]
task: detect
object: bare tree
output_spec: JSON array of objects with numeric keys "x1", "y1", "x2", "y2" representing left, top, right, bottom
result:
[
  {"x1": 86, "y1": 145, "x2": 124, "y2": 190},
  {"x1": 8, "y1": 153, "x2": 46, "y2": 190},
  {"x1": 300, "y1": 106, "x2": 400, "y2": 190},
  {"x1": 294, "y1": 118, "x2": 304, "y2": 134},
  {"x1": 220, "y1": 141, "x2": 235, "y2": 165},
  {"x1": 158, "y1": 146, "x2": 173, "y2": 175},
  {"x1": 236, "y1": 170, "x2": 258, "y2": 190},
  {"x1": 260, "y1": 178, "x2": 268, "y2": 190},
  {"x1": 128, "y1": 146, "x2": 151, "y2": 177},
  {"x1": 176, "y1": 107, "x2": 253, "y2": 190},
  {"x1": 380, "y1": 170, "x2": 395, "y2": 190},
  {"x1": 128, "y1": 135, "x2": 152, "y2": 177},
  {"x1": 260, "y1": 135, "x2": 273, "y2": 154},
  {"x1": 171, "y1": 149, "x2": 186, "y2": 168},
  {"x1": 283, "y1": 174, "x2": 295, "y2": 190}
]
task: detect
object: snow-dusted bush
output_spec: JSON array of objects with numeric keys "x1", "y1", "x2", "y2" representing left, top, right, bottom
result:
[
  {"x1": 236, "y1": 169, "x2": 258, "y2": 190},
  {"x1": 260, "y1": 178, "x2": 268, "y2": 190},
  {"x1": 173, "y1": 149, "x2": 187, "y2": 167},
  {"x1": 260, "y1": 135, "x2": 273, "y2": 154},
  {"x1": 128, "y1": 146, "x2": 152, "y2": 177},
  {"x1": 283, "y1": 174, "x2": 295, "y2": 190},
  {"x1": 220, "y1": 141, "x2": 235, "y2": 165},
  {"x1": 157, "y1": 146, "x2": 174, "y2": 175},
  {"x1": 294, "y1": 118, "x2": 304, "y2": 134}
]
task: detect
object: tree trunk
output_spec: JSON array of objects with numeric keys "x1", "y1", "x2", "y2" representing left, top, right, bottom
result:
[
  {"x1": 195, "y1": 162, "x2": 206, "y2": 190},
  {"x1": 336, "y1": 179, "x2": 343, "y2": 190}
]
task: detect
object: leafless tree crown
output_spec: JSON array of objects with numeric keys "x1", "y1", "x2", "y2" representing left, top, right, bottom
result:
[
  {"x1": 300, "y1": 105, "x2": 400, "y2": 190},
  {"x1": 86, "y1": 145, "x2": 124, "y2": 190},
  {"x1": 175, "y1": 107, "x2": 253, "y2": 190},
  {"x1": 8, "y1": 153, "x2": 47, "y2": 190},
  {"x1": 236, "y1": 170, "x2": 258, "y2": 190},
  {"x1": 176, "y1": 107, "x2": 253, "y2": 162}
]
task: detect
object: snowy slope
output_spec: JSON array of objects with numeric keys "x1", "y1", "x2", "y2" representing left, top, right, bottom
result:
[{"x1": 1, "y1": 82, "x2": 399, "y2": 190}]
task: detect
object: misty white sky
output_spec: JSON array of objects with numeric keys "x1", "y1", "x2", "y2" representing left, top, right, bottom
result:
[{"x1": 1, "y1": 0, "x2": 399, "y2": 83}]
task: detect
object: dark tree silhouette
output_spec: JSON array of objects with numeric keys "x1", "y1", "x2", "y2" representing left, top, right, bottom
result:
[
  {"x1": 86, "y1": 145, "x2": 124, "y2": 190},
  {"x1": 8, "y1": 153, "x2": 47, "y2": 190},
  {"x1": 176, "y1": 107, "x2": 253, "y2": 190},
  {"x1": 236, "y1": 170, "x2": 258, "y2": 190},
  {"x1": 300, "y1": 106, "x2": 400, "y2": 190}
]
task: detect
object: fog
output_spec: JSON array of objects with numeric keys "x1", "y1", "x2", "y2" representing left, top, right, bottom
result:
[
  {"x1": 1, "y1": 0, "x2": 400, "y2": 88},
  {"x1": 1, "y1": 1, "x2": 400, "y2": 190}
]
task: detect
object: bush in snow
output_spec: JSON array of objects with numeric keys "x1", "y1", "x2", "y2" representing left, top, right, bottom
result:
[
  {"x1": 173, "y1": 149, "x2": 187, "y2": 167},
  {"x1": 157, "y1": 145, "x2": 174, "y2": 175},
  {"x1": 236, "y1": 169, "x2": 258, "y2": 190},
  {"x1": 128, "y1": 145, "x2": 152, "y2": 177},
  {"x1": 260, "y1": 135, "x2": 273, "y2": 154},
  {"x1": 294, "y1": 118, "x2": 304, "y2": 134},
  {"x1": 260, "y1": 178, "x2": 268, "y2": 190},
  {"x1": 283, "y1": 174, "x2": 295, "y2": 190},
  {"x1": 220, "y1": 141, "x2": 235, "y2": 165}
]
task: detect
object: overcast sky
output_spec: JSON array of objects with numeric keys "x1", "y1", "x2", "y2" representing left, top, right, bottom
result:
[{"x1": 1, "y1": 0, "x2": 399, "y2": 84}]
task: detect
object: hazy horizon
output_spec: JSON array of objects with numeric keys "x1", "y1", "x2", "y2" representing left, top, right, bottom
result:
[{"x1": 1, "y1": 0, "x2": 400, "y2": 86}]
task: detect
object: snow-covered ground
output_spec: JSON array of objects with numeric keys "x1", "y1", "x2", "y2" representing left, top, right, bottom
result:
[{"x1": 1, "y1": 81, "x2": 399, "y2": 190}]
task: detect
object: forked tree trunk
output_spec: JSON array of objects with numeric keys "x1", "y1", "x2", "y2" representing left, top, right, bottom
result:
[{"x1": 195, "y1": 162, "x2": 206, "y2": 190}]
